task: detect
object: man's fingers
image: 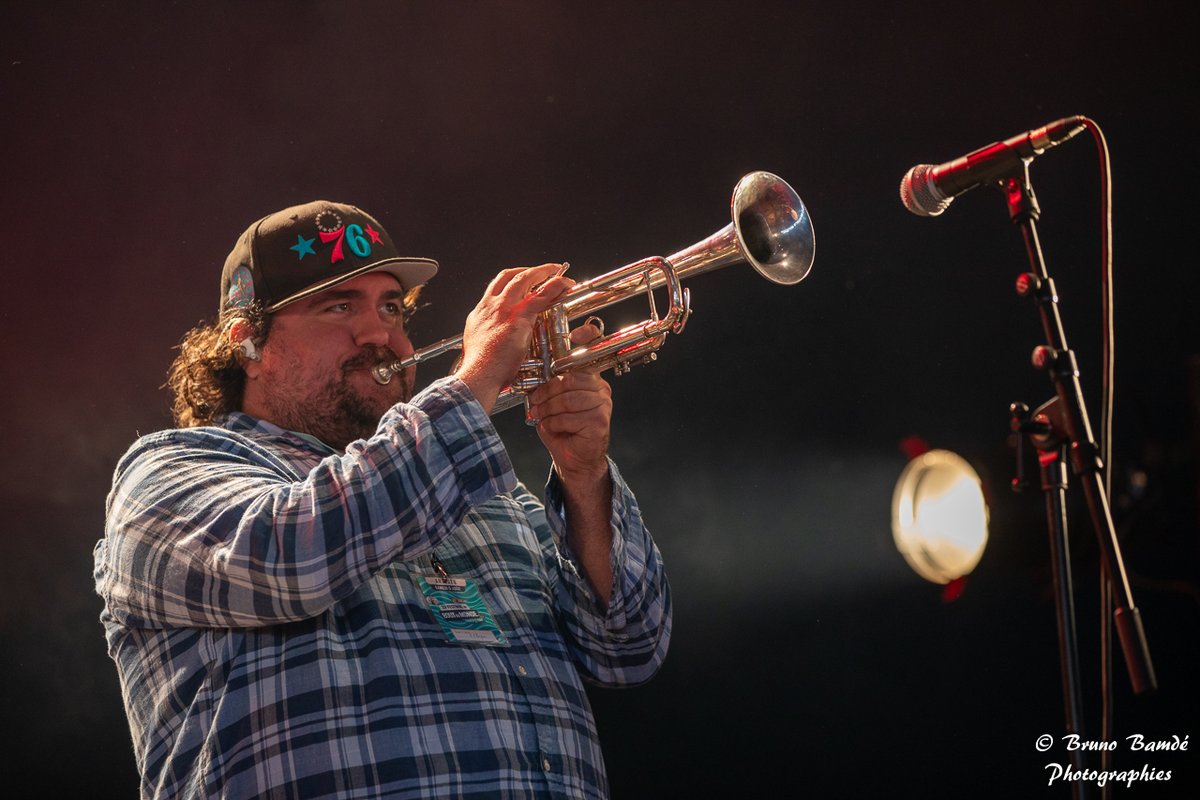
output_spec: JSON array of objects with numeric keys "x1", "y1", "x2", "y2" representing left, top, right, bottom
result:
[
  {"x1": 569, "y1": 319, "x2": 604, "y2": 346},
  {"x1": 527, "y1": 275, "x2": 574, "y2": 308},
  {"x1": 499, "y1": 263, "x2": 568, "y2": 301},
  {"x1": 530, "y1": 373, "x2": 611, "y2": 419},
  {"x1": 530, "y1": 371, "x2": 609, "y2": 400},
  {"x1": 533, "y1": 389, "x2": 609, "y2": 419},
  {"x1": 485, "y1": 266, "x2": 529, "y2": 296}
]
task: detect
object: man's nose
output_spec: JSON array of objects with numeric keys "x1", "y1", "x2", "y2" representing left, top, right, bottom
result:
[{"x1": 352, "y1": 312, "x2": 391, "y2": 348}]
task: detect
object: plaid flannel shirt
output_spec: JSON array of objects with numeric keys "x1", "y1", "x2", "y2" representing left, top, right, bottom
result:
[{"x1": 94, "y1": 377, "x2": 671, "y2": 799}]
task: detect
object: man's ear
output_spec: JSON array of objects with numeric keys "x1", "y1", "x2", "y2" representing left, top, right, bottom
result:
[{"x1": 226, "y1": 317, "x2": 262, "y2": 372}]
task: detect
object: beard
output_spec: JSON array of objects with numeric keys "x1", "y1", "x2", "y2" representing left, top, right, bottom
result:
[{"x1": 259, "y1": 345, "x2": 413, "y2": 451}]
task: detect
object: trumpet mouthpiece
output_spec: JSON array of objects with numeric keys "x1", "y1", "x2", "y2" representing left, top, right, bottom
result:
[{"x1": 372, "y1": 362, "x2": 397, "y2": 385}]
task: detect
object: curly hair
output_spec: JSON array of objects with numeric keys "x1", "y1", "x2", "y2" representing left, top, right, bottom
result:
[
  {"x1": 166, "y1": 286, "x2": 424, "y2": 428},
  {"x1": 167, "y1": 304, "x2": 274, "y2": 428}
]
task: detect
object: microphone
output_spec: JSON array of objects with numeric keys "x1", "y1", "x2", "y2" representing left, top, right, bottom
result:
[{"x1": 900, "y1": 116, "x2": 1087, "y2": 217}]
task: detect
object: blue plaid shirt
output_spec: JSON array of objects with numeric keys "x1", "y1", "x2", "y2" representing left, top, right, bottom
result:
[{"x1": 94, "y1": 377, "x2": 671, "y2": 799}]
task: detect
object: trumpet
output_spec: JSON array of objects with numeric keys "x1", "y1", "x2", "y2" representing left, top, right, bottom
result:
[{"x1": 373, "y1": 171, "x2": 815, "y2": 418}]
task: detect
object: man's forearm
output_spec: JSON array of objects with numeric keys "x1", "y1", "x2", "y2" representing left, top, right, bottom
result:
[{"x1": 559, "y1": 470, "x2": 615, "y2": 610}]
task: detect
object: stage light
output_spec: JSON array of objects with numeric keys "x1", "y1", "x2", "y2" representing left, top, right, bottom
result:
[{"x1": 891, "y1": 449, "x2": 989, "y2": 584}]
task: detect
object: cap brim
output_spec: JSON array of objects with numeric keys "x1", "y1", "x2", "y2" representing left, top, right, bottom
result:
[{"x1": 265, "y1": 257, "x2": 439, "y2": 312}]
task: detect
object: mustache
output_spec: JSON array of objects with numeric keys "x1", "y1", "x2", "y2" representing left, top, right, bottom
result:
[{"x1": 341, "y1": 346, "x2": 400, "y2": 372}]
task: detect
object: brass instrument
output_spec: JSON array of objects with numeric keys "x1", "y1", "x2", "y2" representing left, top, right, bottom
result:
[{"x1": 373, "y1": 171, "x2": 815, "y2": 418}]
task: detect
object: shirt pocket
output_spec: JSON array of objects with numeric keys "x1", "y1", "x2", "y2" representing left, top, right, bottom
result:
[{"x1": 440, "y1": 496, "x2": 554, "y2": 635}]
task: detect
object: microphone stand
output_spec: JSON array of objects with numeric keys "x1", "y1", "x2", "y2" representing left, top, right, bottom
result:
[
  {"x1": 1002, "y1": 161, "x2": 1157, "y2": 793},
  {"x1": 1011, "y1": 399, "x2": 1088, "y2": 800}
]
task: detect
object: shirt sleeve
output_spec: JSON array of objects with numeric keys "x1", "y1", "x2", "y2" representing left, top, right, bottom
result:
[
  {"x1": 95, "y1": 377, "x2": 516, "y2": 630},
  {"x1": 516, "y1": 461, "x2": 672, "y2": 687}
]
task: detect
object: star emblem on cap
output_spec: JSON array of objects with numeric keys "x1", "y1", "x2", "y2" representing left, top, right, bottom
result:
[
  {"x1": 365, "y1": 224, "x2": 384, "y2": 245},
  {"x1": 290, "y1": 234, "x2": 316, "y2": 259}
]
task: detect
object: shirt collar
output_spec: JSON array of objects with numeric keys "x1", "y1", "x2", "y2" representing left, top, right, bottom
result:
[{"x1": 219, "y1": 411, "x2": 339, "y2": 455}]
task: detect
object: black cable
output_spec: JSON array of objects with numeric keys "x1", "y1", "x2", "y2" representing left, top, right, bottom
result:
[{"x1": 1080, "y1": 116, "x2": 1115, "y2": 794}]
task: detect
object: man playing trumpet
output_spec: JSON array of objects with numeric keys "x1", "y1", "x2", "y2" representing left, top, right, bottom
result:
[{"x1": 94, "y1": 200, "x2": 672, "y2": 800}]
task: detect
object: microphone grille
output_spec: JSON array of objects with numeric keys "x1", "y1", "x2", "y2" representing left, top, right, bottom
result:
[{"x1": 900, "y1": 164, "x2": 951, "y2": 217}]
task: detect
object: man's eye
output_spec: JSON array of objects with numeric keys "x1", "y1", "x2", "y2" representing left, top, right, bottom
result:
[
  {"x1": 325, "y1": 302, "x2": 351, "y2": 313},
  {"x1": 382, "y1": 302, "x2": 403, "y2": 317}
]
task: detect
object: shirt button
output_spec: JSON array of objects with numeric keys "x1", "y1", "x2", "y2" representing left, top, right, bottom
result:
[
  {"x1": 542, "y1": 757, "x2": 552, "y2": 771},
  {"x1": 517, "y1": 665, "x2": 528, "y2": 676}
]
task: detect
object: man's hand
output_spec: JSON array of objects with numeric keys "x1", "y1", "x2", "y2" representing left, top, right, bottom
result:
[
  {"x1": 527, "y1": 323, "x2": 612, "y2": 486},
  {"x1": 453, "y1": 263, "x2": 572, "y2": 414}
]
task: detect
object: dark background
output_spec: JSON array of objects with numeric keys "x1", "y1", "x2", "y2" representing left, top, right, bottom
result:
[{"x1": 2, "y1": 2, "x2": 1197, "y2": 797}]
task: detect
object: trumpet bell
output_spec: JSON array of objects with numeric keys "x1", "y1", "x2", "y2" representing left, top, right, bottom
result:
[
  {"x1": 733, "y1": 171, "x2": 815, "y2": 286},
  {"x1": 665, "y1": 171, "x2": 815, "y2": 288}
]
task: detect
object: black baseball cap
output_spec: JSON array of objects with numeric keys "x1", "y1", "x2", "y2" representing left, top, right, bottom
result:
[{"x1": 219, "y1": 200, "x2": 438, "y2": 314}]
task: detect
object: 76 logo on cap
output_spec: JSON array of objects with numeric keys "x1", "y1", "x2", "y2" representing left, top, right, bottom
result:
[
  {"x1": 290, "y1": 209, "x2": 386, "y2": 264},
  {"x1": 312, "y1": 209, "x2": 383, "y2": 264}
]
